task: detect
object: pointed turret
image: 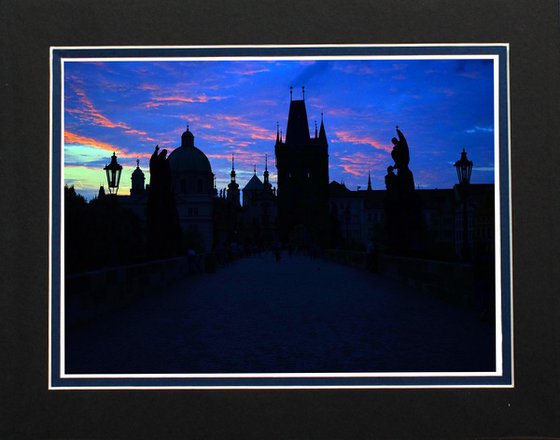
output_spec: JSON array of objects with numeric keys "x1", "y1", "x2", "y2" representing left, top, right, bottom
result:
[
  {"x1": 285, "y1": 87, "x2": 311, "y2": 145},
  {"x1": 227, "y1": 153, "x2": 240, "y2": 206},
  {"x1": 230, "y1": 153, "x2": 236, "y2": 183},
  {"x1": 319, "y1": 112, "x2": 327, "y2": 144},
  {"x1": 263, "y1": 154, "x2": 271, "y2": 191}
]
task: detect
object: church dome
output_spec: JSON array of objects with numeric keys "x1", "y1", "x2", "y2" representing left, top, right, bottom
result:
[
  {"x1": 132, "y1": 166, "x2": 144, "y2": 178},
  {"x1": 168, "y1": 128, "x2": 212, "y2": 174}
]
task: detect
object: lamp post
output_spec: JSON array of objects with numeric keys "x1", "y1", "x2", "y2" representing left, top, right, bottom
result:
[
  {"x1": 454, "y1": 148, "x2": 473, "y2": 260},
  {"x1": 103, "y1": 152, "x2": 122, "y2": 266},
  {"x1": 104, "y1": 152, "x2": 123, "y2": 195}
]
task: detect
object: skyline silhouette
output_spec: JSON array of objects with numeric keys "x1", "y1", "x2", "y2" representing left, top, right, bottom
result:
[{"x1": 63, "y1": 58, "x2": 496, "y2": 200}]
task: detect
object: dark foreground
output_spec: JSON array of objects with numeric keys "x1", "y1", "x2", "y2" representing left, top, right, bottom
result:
[{"x1": 65, "y1": 252, "x2": 495, "y2": 374}]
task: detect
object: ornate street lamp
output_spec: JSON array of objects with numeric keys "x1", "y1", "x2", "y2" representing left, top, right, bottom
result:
[
  {"x1": 454, "y1": 148, "x2": 473, "y2": 260},
  {"x1": 454, "y1": 148, "x2": 473, "y2": 185},
  {"x1": 104, "y1": 152, "x2": 123, "y2": 195}
]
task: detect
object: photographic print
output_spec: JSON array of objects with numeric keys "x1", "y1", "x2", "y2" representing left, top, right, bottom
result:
[{"x1": 49, "y1": 44, "x2": 511, "y2": 389}]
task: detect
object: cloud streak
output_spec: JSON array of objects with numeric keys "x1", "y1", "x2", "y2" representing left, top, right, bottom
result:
[{"x1": 334, "y1": 130, "x2": 393, "y2": 153}]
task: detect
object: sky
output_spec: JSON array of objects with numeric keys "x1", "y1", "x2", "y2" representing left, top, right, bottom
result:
[{"x1": 63, "y1": 57, "x2": 496, "y2": 200}]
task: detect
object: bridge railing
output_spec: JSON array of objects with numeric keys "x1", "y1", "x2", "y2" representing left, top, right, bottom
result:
[
  {"x1": 64, "y1": 254, "x2": 207, "y2": 328},
  {"x1": 324, "y1": 249, "x2": 482, "y2": 307}
]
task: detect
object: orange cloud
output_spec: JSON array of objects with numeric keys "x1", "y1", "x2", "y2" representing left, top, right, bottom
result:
[
  {"x1": 64, "y1": 131, "x2": 121, "y2": 153},
  {"x1": 64, "y1": 131, "x2": 152, "y2": 159}
]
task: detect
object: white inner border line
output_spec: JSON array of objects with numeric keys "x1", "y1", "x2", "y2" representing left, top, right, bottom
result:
[{"x1": 50, "y1": 45, "x2": 512, "y2": 388}]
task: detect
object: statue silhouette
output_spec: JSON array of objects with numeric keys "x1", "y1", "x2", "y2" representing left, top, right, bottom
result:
[
  {"x1": 385, "y1": 127, "x2": 423, "y2": 255},
  {"x1": 385, "y1": 165, "x2": 398, "y2": 193},
  {"x1": 390, "y1": 127, "x2": 415, "y2": 192},
  {"x1": 391, "y1": 128, "x2": 410, "y2": 170},
  {"x1": 146, "y1": 145, "x2": 182, "y2": 259}
]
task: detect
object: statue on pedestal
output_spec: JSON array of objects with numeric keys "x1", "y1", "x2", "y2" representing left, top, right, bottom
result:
[{"x1": 384, "y1": 127, "x2": 422, "y2": 255}]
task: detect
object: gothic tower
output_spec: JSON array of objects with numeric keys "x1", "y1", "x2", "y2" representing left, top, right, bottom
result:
[{"x1": 274, "y1": 87, "x2": 329, "y2": 246}]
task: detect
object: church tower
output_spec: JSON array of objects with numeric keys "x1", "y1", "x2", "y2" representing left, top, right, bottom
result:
[
  {"x1": 275, "y1": 86, "x2": 329, "y2": 246},
  {"x1": 227, "y1": 154, "x2": 240, "y2": 206},
  {"x1": 130, "y1": 159, "x2": 146, "y2": 196}
]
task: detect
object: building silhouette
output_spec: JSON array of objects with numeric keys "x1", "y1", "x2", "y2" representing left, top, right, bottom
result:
[
  {"x1": 328, "y1": 176, "x2": 494, "y2": 261},
  {"x1": 275, "y1": 87, "x2": 329, "y2": 247},
  {"x1": 83, "y1": 91, "x2": 494, "y2": 269},
  {"x1": 167, "y1": 127, "x2": 214, "y2": 252}
]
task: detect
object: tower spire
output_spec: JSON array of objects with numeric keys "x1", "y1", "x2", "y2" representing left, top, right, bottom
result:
[
  {"x1": 230, "y1": 153, "x2": 236, "y2": 182},
  {"x1": 319, "y1": 112, "x2": 327, "y2": 143},
  {"x1": 367, "y1": 170, "x2": 372, "y2": 191},
  {"x1": 276, "y1": 121, "x2": 280, "y2": 143},
  {"x1": 314, "y1": 120, "x2": 318, "y2": 138},
  {"x1": 264, "y1": 154, "x2": 270, "y2": 189}
]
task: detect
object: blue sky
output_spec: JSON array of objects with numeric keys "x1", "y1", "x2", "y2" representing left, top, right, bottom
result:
[{"x1": 63, "y1": 58, "x2": 495, "y2": 199}]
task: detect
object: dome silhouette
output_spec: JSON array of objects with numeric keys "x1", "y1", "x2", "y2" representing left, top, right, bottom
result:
[{"x1": 168, "y1": 128, "x2": 212, "y2": 174}]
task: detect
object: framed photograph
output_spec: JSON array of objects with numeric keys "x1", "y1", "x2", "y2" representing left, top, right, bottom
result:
[{"x1": 49, "y1": 44, "x2": 511, "y2": 389}]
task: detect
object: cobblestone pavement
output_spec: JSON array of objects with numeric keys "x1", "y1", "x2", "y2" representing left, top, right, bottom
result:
[{"x1": 66, "y1": 252, "x2": 495, "y2": 374}]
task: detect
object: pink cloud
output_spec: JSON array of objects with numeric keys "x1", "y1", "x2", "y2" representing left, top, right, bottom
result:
[
  {"x1": 217, "y1": 114, "x2": 274, "y2": 141},
  {"x1": 145, "y1": 94, "x2": 228, "y2": 109},
  {"x1": 138, "y1": 83, "x2": 160, "y2": 91},
  {"x1": 208, "y1": 149, "x2": 271, "y2": 172},
  {"x1": 335, "y1": 151, "x2": 387, "y2": 178},
  {"x1": 458, "y1": 71, "x2": 480, "y2": 79},
  {"x1": 67, "y1": 85, "x2": 153, "y2": 144},
  {"x1": 225, "y1": 68, "x2": 270, "y2": 75},
  {"x1": 334, "y1": 130, "x2": 392, "y2": 153},
  {"x1": 69, "y1": 86, "x2": 129, "y2": 129}
]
